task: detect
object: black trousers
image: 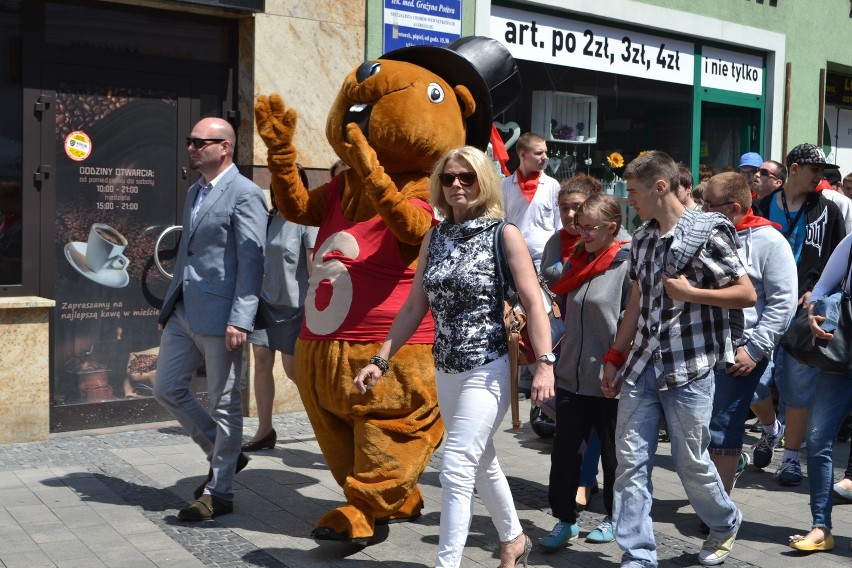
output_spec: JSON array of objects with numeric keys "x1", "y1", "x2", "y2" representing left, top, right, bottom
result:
[{"x1": 548, "y1": 388, "x2": 619, "y2": 523}]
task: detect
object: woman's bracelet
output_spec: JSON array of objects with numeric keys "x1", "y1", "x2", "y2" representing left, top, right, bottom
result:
[
  {"x1": 370, "y1": 355, "x2": 389, "y2": 375},
  {"x1": 602, "y1": 348, "x2": 627, "y2": 369}
]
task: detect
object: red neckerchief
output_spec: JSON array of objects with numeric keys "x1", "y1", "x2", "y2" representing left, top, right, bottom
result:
[
  {"x1": 736, "y1": 209, "x2": 781, "y2": 231},
  {"x1": 516, "y1": 169, "x2": 541, "y2": 203},
  {"x1": 551, "y1": 240, "x2": 629, "y2": 295},
  {"x1": 490, "y1": 125, "x2": 511, "y2": 176},
  {"x1": 816, "y1": 180, "x2": 832, "y2": 191},
  {"x1": 558, "y1": 229, "x2": 581, "y2": 262}
]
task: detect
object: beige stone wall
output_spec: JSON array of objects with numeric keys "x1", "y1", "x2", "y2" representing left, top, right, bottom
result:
[
  {"x1": 243, "y1": 346, "x2": 305, "y2": 417},
  {"x1": 240, "y1": 2, "x2": 367, "y2": 417},
  {"x1": 250, "y1": 0, "x2": 367, "y2": 170},
  {"x1": 0, "y1": 298, "x2": 54, "y2": 443}
]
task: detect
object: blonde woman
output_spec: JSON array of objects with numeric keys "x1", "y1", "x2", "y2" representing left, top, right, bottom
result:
[{"x1": 355, "y1": 146, "x2": 555, "y2": 568}]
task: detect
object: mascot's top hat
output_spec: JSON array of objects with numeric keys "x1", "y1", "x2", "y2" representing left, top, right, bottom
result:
[{"x1": 383, "y1": 36, "x2": 522, "y2": 150}]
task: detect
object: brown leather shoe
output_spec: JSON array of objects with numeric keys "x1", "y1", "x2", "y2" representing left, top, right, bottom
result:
[
  {"x1": 178, "y1": 494, "x2": 233, "y2": 521},
  {"x1": 193, "y1": 453, "x2": 249, "y2": 500}
]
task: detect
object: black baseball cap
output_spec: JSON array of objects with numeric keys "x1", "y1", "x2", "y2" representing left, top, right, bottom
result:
[{"x1": 786, "y1": 143, "x2": 838, "y2": 169}]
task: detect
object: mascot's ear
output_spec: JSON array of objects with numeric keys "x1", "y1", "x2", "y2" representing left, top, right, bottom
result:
[{"x1": 453, "y1": 85, "x2": 476, "y2": 119}]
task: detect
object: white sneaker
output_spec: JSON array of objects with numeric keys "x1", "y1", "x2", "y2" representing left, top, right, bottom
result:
[{"x1": 698, "y1": 516, "x2": 741, "y2": 566}]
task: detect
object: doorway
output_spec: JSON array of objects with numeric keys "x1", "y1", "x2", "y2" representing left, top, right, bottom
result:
[
  {"x1": 699, "y1": 102, "x2": 762, "y2": 177},
  {"x1": 22, "y1": 0, "x2": 237, "y2": 431}
]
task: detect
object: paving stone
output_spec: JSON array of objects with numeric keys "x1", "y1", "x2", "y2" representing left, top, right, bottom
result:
[{"x1": 0, "y1": 409, "x2": 847, "y2": 567}]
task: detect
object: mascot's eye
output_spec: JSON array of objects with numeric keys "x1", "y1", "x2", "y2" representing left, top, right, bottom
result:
[{"x1": 427, "y1": 83, "x2": 445, "y2": 104}]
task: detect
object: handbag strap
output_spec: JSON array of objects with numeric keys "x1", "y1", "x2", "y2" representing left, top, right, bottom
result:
[
  {"x1": 840, "y1": 238, "x2": 852, "y2": 294},
  {"x1": 494, "y1": 220, "x2": 514, "y2": 295},
  {"x1": 493, "y1": 221, "x2": 522, "y2": 431}
]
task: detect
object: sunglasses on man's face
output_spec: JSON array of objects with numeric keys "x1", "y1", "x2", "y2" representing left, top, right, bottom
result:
[
  {"x1": 186, "y1": 137, "x2": 225, "y2": 149},
  {"x1": 758, "y1": 168, "x2": 779, "y2": 179},
  {"x1": 438, "y1": 172, "x2": 477, "y2": 187}
]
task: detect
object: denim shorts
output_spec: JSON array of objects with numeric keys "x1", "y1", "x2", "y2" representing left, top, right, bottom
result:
[
  {"x1": 709, "y1": 359, "x2": 769, "y2": 454},
  {"x1": 774, "y1": 346, "x2": 820, "y2": 409}
]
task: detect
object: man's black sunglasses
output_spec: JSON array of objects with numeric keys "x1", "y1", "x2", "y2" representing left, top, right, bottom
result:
[{"x1": 186, "y1": 137, "x2": 225, "y2": 149}]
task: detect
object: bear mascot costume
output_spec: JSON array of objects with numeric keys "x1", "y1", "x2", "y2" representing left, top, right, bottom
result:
[{"x1": 255, "y1": 36, "x2": 521, "y2": 545}]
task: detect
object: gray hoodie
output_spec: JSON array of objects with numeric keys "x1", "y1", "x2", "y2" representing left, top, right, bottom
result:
[
  {"x1": 736, "y1": 224, "x2": 797, "y2": 362},
  {"x1": 554, "y1": 244, "x2": 631, "y2": 397}
]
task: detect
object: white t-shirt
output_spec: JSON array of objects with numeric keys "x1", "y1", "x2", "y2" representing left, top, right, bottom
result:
[
  {"x1": 501, "y1": 170, "x2": 561, "y2": 268},
  {"x1": 819, "y1": 189, "x2": 852, "y2": 235}
]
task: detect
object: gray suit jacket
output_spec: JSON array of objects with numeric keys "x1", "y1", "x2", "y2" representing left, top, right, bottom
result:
[{"x1": 159, "y1": 165, "x2": 267, "y2": 335}]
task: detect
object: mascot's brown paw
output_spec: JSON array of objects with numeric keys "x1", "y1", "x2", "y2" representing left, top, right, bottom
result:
[
  {"x1": 312, "y1": 505, "x2": 374, "y2": 545},
  {"x1": 376, "y1": 486, "x2": 424, "y2": 525}
]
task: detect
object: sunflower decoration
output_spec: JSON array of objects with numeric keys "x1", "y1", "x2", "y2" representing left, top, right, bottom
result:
[{"x1": 602, "y1": 151, "x2": 625, "y2": 182}]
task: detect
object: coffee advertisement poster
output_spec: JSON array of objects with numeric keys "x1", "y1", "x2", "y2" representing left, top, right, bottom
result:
[{"x1": 53, "y1": 83, "x2": 178, "y2": 407}]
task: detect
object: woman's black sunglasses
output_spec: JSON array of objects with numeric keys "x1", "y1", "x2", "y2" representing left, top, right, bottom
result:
[{"x1": 438, "y1": 172, "x2": 477, "y2": 187}]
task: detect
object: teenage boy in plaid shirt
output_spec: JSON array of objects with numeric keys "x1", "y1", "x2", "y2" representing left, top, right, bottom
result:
[{"x1": 601, "y1": 151, "x2": 757, "y2": 567}]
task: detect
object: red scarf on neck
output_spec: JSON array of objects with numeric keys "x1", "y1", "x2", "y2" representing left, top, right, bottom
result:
[
  {"x1": 551, "y1": 240, "x2": 628, "y2": 295},
  {"x1": 736, "y1": 209, "x2": 781, "y2": 231},
  {"x1": 558, "y1": 229, "x2": 581, "y2": 262},
  {"x1": 516, "y1": 169, "x2": 541, "y2": 203}
]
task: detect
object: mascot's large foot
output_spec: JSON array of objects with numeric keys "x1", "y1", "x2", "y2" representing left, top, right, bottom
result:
[
  {"x1": 311, "y1": 504, "x2": 374, "y2": 546},
  {"x1": 376, "y1": 486, "x2": 424, "y2": 525}
]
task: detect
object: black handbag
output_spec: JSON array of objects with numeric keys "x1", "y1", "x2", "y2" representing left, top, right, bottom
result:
[{"x1": 780, "y1": 243, "x2": 852, "y2": 372}]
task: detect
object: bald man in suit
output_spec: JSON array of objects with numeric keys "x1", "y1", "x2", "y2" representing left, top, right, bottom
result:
[{"x1": 154, "y1": 117, "x2": 267, "y2": 520}]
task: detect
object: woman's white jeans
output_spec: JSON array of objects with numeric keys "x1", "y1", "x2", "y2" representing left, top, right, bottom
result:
[{"x1": 434, "y1": 356, "x2": 522, "y2": 568}]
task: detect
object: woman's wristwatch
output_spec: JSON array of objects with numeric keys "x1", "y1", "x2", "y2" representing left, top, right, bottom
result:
[{"x1": 538, "y1": 353, "x2": 557, "y2": 365}]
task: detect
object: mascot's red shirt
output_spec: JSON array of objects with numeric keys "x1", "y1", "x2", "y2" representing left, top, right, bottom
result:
[{"x1": 300, "y1": 176, "x2": 436, "y2": 343}]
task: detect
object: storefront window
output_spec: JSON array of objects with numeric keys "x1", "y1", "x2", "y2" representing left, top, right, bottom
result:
[
  {"x1": 505, "y1": 60, "x2": 692, "y2": 180},
  {"x1": 45, "y1": 1, "x2": 230, "y2": 64},
  {"x1": 0, "y1": 1, "x2": 22, "y2": 287}
]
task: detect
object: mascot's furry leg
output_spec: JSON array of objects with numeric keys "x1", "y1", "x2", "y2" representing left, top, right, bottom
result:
[{"x1": 295, "y1": 340, "x2": 443, "y2": 544}]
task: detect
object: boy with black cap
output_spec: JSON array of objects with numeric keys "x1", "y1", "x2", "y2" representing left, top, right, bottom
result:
[{"x1": 753, "y1": 143, "x2": 846, "y2": 487}]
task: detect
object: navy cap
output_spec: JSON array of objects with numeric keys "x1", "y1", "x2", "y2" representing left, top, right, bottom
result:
[{"x1": 825, "y1": 167, "x2": 842, "y2": 185}]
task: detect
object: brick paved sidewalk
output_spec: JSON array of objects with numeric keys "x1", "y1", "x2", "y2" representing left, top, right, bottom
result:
[{"x1": 0, "y1": 399, "x2": 848, "y2": 567}]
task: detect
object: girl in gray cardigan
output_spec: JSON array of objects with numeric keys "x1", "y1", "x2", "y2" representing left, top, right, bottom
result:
[{"x1": 538, "y1": 194, "x2": 632, "y2": 550}]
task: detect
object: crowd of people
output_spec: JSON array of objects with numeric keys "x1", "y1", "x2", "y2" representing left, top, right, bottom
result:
[{"x1": 156, "y1": 117, "x2": 850, "y2": 567}]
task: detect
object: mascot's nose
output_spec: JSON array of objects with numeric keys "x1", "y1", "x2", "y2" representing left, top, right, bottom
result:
[{"x1": 356, "y1": 61, "x2": 381, "y2": 83}]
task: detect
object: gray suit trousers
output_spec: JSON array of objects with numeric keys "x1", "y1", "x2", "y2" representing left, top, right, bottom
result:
[{"x1": 154, "y1": 302, "x2": 243, "y2": 501}]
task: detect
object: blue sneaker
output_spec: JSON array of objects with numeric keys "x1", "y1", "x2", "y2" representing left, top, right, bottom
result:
[
  {"x1": 774, "y1": 458, "x2": 803, "y2": 486},
  {"x1": 752, "y1": 422, "x2": 784, "y2": 469},
  {"x1": 586, "y1": 516, "x2": 614, "y2": 543},
  {"x1": 539, "y1": 520, "x2": 579, "y2": 551},
  {"x1": 731, "y1": 452, "x2": 750, "y2": 489}
]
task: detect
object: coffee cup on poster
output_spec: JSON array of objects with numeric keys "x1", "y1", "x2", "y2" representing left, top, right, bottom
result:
[{"x1": 85, "y1": 223, "x2": 129, "y2": 272}]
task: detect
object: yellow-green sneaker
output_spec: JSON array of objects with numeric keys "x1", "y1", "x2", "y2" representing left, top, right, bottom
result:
[{"x1": 698, "y1": 518, "x2": 741, "y2": 566}]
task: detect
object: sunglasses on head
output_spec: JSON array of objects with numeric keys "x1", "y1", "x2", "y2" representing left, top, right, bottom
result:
[
  {"x1": 438, "y1": 172, "x2": 477, "y2": 187},
  {"x1": 186, "y1": 137, "x2": 225, "y2": 149}
]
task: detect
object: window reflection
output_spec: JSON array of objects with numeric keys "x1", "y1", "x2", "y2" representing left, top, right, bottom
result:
[
  {"x1": 0, "y1": 1, "x2": 22, "y2": 286},
  {"x1": 0, "y1": 179, "x2": 21, "y2": 284}
]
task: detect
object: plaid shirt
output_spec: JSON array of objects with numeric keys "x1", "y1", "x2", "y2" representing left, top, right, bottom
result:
[{"x1": 621, "y1": 209, "x2": 746, "y2": 390}]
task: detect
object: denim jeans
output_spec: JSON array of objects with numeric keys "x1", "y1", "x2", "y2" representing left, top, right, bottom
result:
[
  {"x1": 579, "y1": 430, "x2": 602, "y2": 487},
  {"x1": 774, "y1": 346, "x2": 819, "y2": 409},
  {"x1": 750, "y1": 355, "x2": 774, "y2": 405},
  {"x1": 613, "y1": 366, "x2": 740, "y2": 567},
  {"x1": 709, "y1": 359, "x2": 769, "y2": 454},
  {"x1": 805, "y1": 371, "x2": 852, "y2": 531},
  {"x1": 434, "y1": 356, "x2": 521, "y2": 568}
]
